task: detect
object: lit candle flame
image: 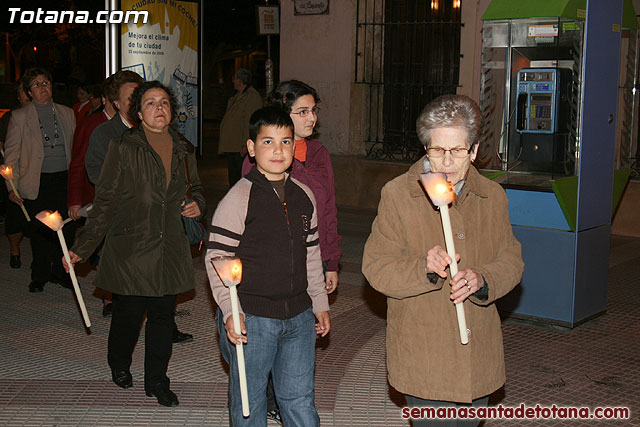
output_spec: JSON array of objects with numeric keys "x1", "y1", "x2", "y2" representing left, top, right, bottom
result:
[
  {"x1": 419, "y1": 172, "x2": 455, "y2": 207},
  {"x1": 36, "y1": 210, "x2": 64, "y2": 231},
  {"x1": 211, "y1": 256, "x2": 243, "y2": 286},
  {"x1": 231, "y1": 261, "x2": 242, "y2": 282},
  {"x1": 0, "y1": 164, "x2": 14, "y2": 180}
]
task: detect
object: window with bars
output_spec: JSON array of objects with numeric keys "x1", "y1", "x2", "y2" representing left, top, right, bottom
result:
[{"x1": 355, "y1": 0, "x2": 462, "y2": 162}]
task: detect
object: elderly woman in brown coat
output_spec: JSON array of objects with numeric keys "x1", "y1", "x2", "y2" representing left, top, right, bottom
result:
[{"x1": 362, "y1": 95, "x2": 524, "y2": 426}]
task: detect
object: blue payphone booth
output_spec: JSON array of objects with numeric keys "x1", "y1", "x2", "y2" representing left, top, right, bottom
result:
[{"x1": 480, "y1": 0, "x2": 632, "y2": 327}]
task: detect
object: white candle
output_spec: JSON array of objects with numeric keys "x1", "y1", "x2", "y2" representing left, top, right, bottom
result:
[
  {"x1": 438, "y1": 204, "x2": 469, "y2": 345},
  {"x1": 36, "y1": 210, "x2": 91, "y2": 328},
  {"x1": 229, "y1": 283, "x2": 250, "y2": 417},
  {"x1": 0, "y1": 165, "x2": 31, "y2": 222},
  {"x1": 419, "y1": 172, "x2": 469, "y2": 345},
  {"x1": 211, "y1": 257, "x2": 250, "y2": 417}
]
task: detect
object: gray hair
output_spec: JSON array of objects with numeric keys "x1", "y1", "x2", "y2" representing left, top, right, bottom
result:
[
  {"x1": 416, "y1": 94, "x2": 483, "y2": 148},
  {"x1": 235, "y1": 68, "x2": 253, "y2": 86}
]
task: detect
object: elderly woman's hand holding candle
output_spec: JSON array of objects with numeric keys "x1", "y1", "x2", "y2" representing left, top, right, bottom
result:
[
  {"x1": 426, "y1": 246, "x2": 483, "y2": 304},
  {"x1": 426, "y1": 245, "x2": 460, "y2": 279},
  {"x1": 450, "y1": 268, "x2": 484, "y2": 305}
]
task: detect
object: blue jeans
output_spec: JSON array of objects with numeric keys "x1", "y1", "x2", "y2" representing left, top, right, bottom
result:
[{"x1": 217, "y1": 308, "x2": 320, "y2": 427}]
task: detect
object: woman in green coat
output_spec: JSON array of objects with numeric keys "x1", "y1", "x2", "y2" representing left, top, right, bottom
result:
[{"x1": 64, "y1": 81, "x2": 205, "y2": 407}]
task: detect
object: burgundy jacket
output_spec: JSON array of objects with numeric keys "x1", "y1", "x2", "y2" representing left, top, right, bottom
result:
[
  {"x1": 67, "y1": 111, "x2": 109, "y2": 207},
  {"x1": 242, "y1": 138, "x2": 342, "y2": 271}
]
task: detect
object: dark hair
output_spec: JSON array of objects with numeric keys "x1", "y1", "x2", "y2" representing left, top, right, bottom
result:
[
  {"x1": 21, "y1": 67, "x2": 53, "y2": 99},
  {"x1": 15, "y1": 79, "x2": 25, "y2": 94},
  {"x1": 248, "y1": 106, "x2": 295, "y2": 141},
  {"x1": 416, "y1": 94, "x2": 483, "y2": 149},
  {"x1": 88, "y1": 84, "x2": 102, "y2": 99},
  {"x1": 101, "y1": 76, "x2": 113, "y2": 98},
  {"x1": 267, "y1": 80, "x2": 320, "y2": 113},
  {"x1": 106, "y1": 70, "x2": 143, "y2": 103},
  {"x1": 235, "y1": 68, "x2": 252, "y2": 86},
  {"x1": 77, "y1": 82, "x2": 91, "y2": 95},
  {"x1": 129, "y1": 81, "x2": 178, "y2": 126}
]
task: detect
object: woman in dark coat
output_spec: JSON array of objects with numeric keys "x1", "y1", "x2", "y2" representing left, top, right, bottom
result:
[{"x1": 65, "y1": 81, "x2": 205, "y2": 407}]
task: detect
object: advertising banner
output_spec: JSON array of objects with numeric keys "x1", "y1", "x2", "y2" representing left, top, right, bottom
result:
[{"x1": 120, "y1": 0, "x2": 199, "y2": 146}]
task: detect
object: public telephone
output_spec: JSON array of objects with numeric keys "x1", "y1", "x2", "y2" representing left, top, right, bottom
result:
[
  {"x1": 513, "y1": 67, "x2": 572, "y2": 172},
  {"x1": 516, "y1": 68, "x2": 559, "y2": 133}
]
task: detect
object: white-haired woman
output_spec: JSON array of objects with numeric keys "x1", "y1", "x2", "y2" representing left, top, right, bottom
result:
[{"x1": 363, "y1": 94, "x2": 524, "y2": 426}]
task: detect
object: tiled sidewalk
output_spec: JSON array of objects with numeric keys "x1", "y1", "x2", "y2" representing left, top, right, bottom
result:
[{"x1": 0, "y1": 203, "x2": 639, "y2": 425}]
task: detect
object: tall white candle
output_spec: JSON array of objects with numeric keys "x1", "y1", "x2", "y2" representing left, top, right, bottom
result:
[
  {"x1": 0, "y1": 165, "x2": 30, "y2": 222},
  {"x1": 8, "y1": 179, "x2": 31, "y2": 222},
  {"x1": 36, "y1": 210, "x2": 90, "y2": 328},
  {"x1": 419, "y1": 172, "x2": 469, "y2": 345},
  {"x1": 57, "y1": 228, "x2": 91, "y2": 328},
  {"x1": 229, "y1": 283, "x2": 250, "y2": 417},
  {"x1": 211, "y1": 256, "x2": 250, "y2": 417},
  {"x1": 439, "y1": 204, "x2": 469, "y2": 345}
]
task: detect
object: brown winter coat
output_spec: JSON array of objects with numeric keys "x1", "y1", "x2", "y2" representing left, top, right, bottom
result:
[{"x1": 362, "y1": 158, "x2": 524, "y2": 403}]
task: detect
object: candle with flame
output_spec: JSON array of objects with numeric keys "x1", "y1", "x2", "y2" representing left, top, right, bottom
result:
[
  {"x1": 211, "y1": 256, "x2": 249, "y2": 417},
  {"x1": 36, "y1": 210, "x2": 91, "y2": 329},
  {"x1": 419, "y1": 172, "x2": 469, "y2": 345},
  {"x1": 0, "y1": 164, "x2": 31, "y2": 222}
]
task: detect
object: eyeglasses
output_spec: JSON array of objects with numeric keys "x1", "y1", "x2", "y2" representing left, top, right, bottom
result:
[
  {"x1": 291, "y1": 107, "x2": 320, "y2": 118},
  {"x1": 31, "y1": 80, "x2": 51, "y2": 89},
  {"x1": 427, "y1": 147, "x2": 472, "y2": 158}
]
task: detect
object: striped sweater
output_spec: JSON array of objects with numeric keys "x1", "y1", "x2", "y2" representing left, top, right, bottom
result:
[{"x1": 205, "y1": 167, "x2": 329, "y2": 323}]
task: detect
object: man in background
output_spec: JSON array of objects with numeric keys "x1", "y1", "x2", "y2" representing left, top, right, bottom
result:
[{"x1": 218, "y1": 68, "x2": 263, "y2": 187}]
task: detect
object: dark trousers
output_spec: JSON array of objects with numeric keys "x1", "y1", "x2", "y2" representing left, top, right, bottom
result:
[
  {"x1": 108, "y1": 293, "x2": 177, "y2": 389},
  {"x1": 226, "y1": 152, "x2": 244, "y2": 188},
  {"x1": 23, "y1": 171, "x2": 75, "y2": 283}
]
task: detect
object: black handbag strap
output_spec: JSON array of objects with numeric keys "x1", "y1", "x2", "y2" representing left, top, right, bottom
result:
[{"x1": 184, "y1": 156, "x2": 193, "y2": 199}]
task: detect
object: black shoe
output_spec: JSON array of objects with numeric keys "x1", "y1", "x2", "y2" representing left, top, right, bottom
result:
[
  {"x1": 146, "y1": 385, "x2": 179, "y2": 407},
  {"x1": 28, "y1": 281, "x2": 45, "y2": 293},
  {"x1": 10, "y1": 255, "x2": 21, "y2": 268},
  {"x1": 102, "y1": 303, "x2": 113, "y2": 317},
  {"x1": 50, "y1": 274, "x2": 73, "y2": 289},
  {"x1": 111, "y1": 369, "x2": 133, "y2": 389},
  {"x1": 173, "y1": 330, "x2": 193, "y2": 343}
]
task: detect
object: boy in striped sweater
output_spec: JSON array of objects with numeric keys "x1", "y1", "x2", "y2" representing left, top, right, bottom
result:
[{"x1": 206, "y1": 106, "x2": 330, "y2": 426}]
